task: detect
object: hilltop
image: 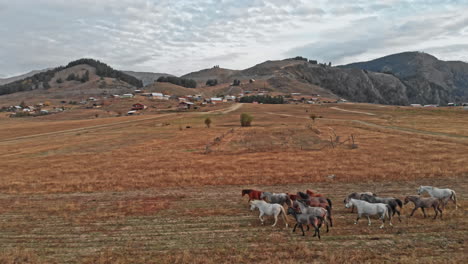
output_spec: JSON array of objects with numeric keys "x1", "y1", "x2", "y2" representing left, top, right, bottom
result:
[
  {"x1": 0, "y1": 59, "x2": 142, "y2": 97},
  {"x1": 123, "y1": 71, "x2": 174, "y2": 86},
  {"x1": 180, "y1": 66, "x2": 239, "y2": 85},
  {"x1": 342, "y1": 51, "x2": 468, "y2": 104}
]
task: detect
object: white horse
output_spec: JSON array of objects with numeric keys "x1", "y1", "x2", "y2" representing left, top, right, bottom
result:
[
  {"x1": 345, "y1": 199, "x2": 392, "y2": 228},
  {"x1": 418, "y1": 186, "x2": 458, "y2": 210},
  {"x1": 250, "y1": 200, "x2": 288, "y2": 227}
]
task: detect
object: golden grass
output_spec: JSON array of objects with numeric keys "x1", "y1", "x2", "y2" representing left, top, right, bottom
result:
[{"x1": 0, "y1": 103, "x2": 467, "y2": 263}]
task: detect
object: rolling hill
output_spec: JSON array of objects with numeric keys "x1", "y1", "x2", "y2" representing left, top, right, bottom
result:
[
  {"x1": 342, "y1": 52, "x2": 468, "y2": 104},
  {"x1": 0, "y1": 59, "x2": 142, "y2": 97},
  {"x1": 0, "y1": 69, "x2": 51, "y2": 86},
  {"x1": 123, "y1": 71, "x2": 174, "y2": 86},
  {"x1": 180, "y1": 66, "x2": 239, "y2": 85},
  {"x1": 2, "y1": 52, "x2": 468, "y2": 105}
]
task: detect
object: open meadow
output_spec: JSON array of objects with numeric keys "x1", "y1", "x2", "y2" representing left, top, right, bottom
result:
[{"x1": 0, "y1": 103, "x2": 467, "y2": 263}]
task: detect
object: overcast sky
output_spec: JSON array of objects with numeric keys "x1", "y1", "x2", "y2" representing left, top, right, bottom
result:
[{"x1": 1, "y1": 0, "x2": 468, "y2": 77}]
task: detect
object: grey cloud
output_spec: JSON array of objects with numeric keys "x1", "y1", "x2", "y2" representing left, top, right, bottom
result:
[{"x1": 1, "y1": 0, "x2": 468, "y2": 77}]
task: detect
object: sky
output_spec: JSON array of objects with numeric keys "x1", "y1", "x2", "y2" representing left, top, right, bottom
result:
[{"x1": 1, "y1": 0, "x2": 468, "y2": 77}]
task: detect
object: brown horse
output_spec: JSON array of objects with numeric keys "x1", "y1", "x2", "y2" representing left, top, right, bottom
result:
[
  {"x1": 404, "y1": 195, "x2": 443, "y2": 219},
  {"x1": 242, "y1": 189, "x2": 263, "y2": 203},
  {"x1": 306, "y1": 189, "x2": 324, "y2": 197}
]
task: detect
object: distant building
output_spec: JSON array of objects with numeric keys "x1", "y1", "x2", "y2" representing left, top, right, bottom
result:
[
  {"x1": 210, "y1": 97, "x2": 223, "y2": 103},
  {"x1": 121, "y1": 94, "x2": 134, "y2": 98},
  {"x1": 151, "y1": 93, "x2": 164, "y2": 100},
  {"x1": 131, "y1": 103, "x2": 146, "y2": 110},
  {"x1": 178, "y1": 101, "x2": 194, "y2": 110}
]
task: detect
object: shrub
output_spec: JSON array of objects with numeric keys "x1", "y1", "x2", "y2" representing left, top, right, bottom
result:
[
  {"x1": 310, "y1": 113, "x2": 316, "y2": 122},
  {"x1": 240, "y1": 113, "x2": 253, "y2": 127},
  {"x1": 205, "y1": 117, "x2": 212, "y2": 128}
]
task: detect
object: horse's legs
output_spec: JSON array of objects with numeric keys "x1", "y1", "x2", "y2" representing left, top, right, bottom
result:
[
  {"x1": 438, "y1": 206, "x2": 443, "y2": 219},
  {"x1": 433, "y1": 205, "x2": 438, "y2": 219},
  {"x1": 367, "y1": 215, "x2": 371, "y2": 226},
  {"x1": 259, "y1": 212, "x2": 264, "y2": 225},
  {"x1": 409, "y1": 207, "x2": 417, "y2": 217},
  {"x1": 355, "y1": 214, "x2": 361, "y2": 225},
  {"x1": 272, "y1": 213, "x2": 278, "y2": 227},
  {"x1": 299, "y1": 224, "x2": 305, "y2": 236},
  {"x1": 292, "y1": 223, "x2": 297, "y2": 233},
  {"x1": 421, "y1": 207, "x2": 427, "y2": 218}
]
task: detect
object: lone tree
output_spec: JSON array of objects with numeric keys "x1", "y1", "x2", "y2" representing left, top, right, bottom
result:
[
  {"x1": 205, "y1": 117, "x2": 212, "y2": 128},
  {"x1": 240, "y1": 113, "x2": 253, "y2": 127}
]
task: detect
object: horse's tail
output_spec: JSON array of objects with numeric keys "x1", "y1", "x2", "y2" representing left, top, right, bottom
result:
[
  {"x1": 325, "y1": 205, "x2": 333, "y2": 227},
  {"x1": 280, "y1": 205, "x2": 289, "y2": 227},
  {"x1": 326, "y1": 198, "x2": 333, "y2": 209},
  {"x1": 395, "y1": 198, "x2": 403, "y2": 209},
  {"x1": 451, "y1": 191, "x2": 458, "y2": 210},
  {"x1": 385, "y1": 204, "x2": 392, "y2": 220}
]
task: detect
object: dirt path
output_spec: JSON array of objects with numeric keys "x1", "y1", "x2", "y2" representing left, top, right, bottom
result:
[{"x1": 330, "y1": 106, "x2": 376, "y2": 116}]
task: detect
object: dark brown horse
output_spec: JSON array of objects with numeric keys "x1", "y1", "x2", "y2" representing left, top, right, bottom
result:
[
  {"x1": 404, "y1": 195, "x2": 443, "y2": 219},
  {"x1": 242, "y1": 189, "x2": 263, "y2": 203}
]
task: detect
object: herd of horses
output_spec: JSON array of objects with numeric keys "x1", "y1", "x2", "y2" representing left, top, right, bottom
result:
[{"x1": 242, "y1": 185, "x2": 458, "y2": 240}]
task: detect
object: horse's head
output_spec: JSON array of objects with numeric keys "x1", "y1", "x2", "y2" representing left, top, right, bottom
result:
[
  {"x1": 249, "y1": 201, "x2": 256, "y2": 211},
  {"x1": 242, "y1": 189, "x2": 249, "y2": 196},
  {"x1": 286, "y1": 207, "x2": 296, "y2": 215},
  {"x1": 418, "y1": 186, "x2": 430, "y2": 195},
  {"x1": 344, "y1": 199, "x2": 353, "y2": 208},
  {"x1": 404, "y1": 196, "x2": 410, "y2": 205}
]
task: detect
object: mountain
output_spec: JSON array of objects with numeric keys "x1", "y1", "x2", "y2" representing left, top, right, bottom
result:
[
  {"x1": 0, "y1": 69, "x2": 51, "y2": 85},
  {"x1": 0, "y1": 59, "x2": 143, "y2": 96},
  {"x1": 342, "y1": 52, "x2": 468, "y2": 104},
  {"x1": 181, "y1": 66, "x2": 239, "y2": 85},
  {"x1": 123, "y1": 71, "x2": 174, "y2": 86}
]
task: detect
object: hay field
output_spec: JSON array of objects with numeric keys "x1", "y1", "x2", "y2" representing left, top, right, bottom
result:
[{"x1": 0, "y1": 103, "x2": 466, "y2": 263}]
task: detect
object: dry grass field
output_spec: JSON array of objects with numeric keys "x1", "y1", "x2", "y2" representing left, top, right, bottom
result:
[{"x1": 0, "y1": 103, "x2": 467, "y2": 263}]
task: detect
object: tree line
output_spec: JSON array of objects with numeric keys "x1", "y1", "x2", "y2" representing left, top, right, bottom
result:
[
  {"x1": 239, "y1": 95, "x2": 285, "y2": 104},
  {"x1": 156, "y1": 76, "x2": 197, "y2": 88}
]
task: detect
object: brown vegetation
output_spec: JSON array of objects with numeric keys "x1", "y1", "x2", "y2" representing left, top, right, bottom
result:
[{"x1": 0, "y1": 103, "x2": 466, "y2": 263}]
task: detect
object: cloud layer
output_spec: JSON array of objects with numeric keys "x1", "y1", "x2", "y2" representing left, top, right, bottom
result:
[{"x1": 1, "y1": 0, "x2": 468, "y2": 77}]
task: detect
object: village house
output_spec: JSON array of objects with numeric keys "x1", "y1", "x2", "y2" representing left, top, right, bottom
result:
[
  {"x1": 120, "y1": 94, "x2": 134, "y2": 99},
  {"x1": 151, "y1": 92, "x2": 164, "y2": 99},
  {"x1": 178, "y1": 101, "x2": 194, "y2": 110},
  {"x1": 131, "y1": 103, "x2": 147, "y2": 110},
  {"x1": 210, "y1": 97, "x2": 223, "y2": 103}
]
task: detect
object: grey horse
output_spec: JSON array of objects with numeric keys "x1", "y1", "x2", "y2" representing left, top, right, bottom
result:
[
  {"x1": 418, "y1": 186, "x2": 458, "y2": 210},
  {"x1": 287, "y1": 207, "x2": 323, "y2": 239},
  {"x1": 261, "y1": 192, "x2": 292, "y2": 207},
  {"x1": 343, "y1": 192, "x2": 376, "y2": 213},
  {"x1": 404, "y1": 195, "x2": 443, "y2": 219},
  {"x1": 360, "y1": 194, "x2": 403, "y2": 221}
]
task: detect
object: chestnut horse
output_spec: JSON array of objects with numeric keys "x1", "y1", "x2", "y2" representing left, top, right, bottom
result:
[
  {"x1": 242, "y1": 189, "x2": 263, "y2": 203},
  {"x1": 306, "y1": 189, "x2": 324, "y2": 197}
]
